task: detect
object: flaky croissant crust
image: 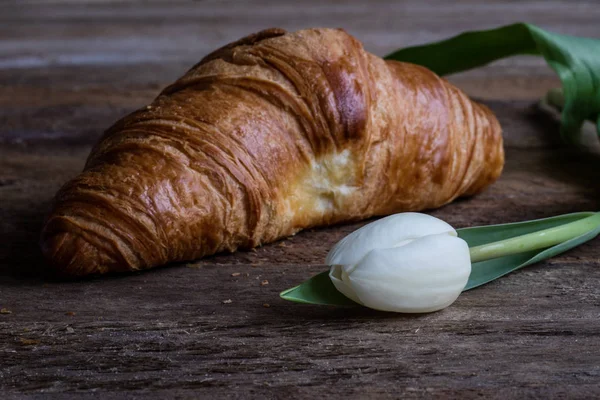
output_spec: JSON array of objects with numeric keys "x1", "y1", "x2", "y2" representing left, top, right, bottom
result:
[{"x1": 41, "y1": 28, "x2": 503, "y2": 276}]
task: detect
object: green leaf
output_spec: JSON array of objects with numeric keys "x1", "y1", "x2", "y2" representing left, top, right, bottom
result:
[
  {"x1": 459, "y1": 212, "x2": 600, "y2": 290},
  {"x1": 385, "y1": 23, "x2": 600, "y2": 143},
  {"x1": 279, "y1": 270, "x2": 358, "y2": 306}
]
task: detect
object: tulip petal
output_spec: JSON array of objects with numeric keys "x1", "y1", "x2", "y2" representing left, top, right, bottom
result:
[
  {"x1": 326, "y1": 213, "x2": 457, "y2": 267},
  {"x1": 329, "y1": 265, "x2": 362, "y2": 304},
  {"x1": 347, "y1": 234, "x2": 471, "y2": 313}
]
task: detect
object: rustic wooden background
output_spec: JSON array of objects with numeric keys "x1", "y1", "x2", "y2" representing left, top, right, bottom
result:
[{"x1": 2, "y1": 1, "x2": 600, "y2": 398}]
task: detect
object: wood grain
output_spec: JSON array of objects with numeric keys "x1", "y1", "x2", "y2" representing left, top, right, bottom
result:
[{"x1": 1, "y1": 1, "x2": 600, "y2": 398}]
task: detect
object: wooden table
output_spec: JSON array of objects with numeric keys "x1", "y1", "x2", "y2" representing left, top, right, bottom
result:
[{"x1": 2, "y1": 1, "x2": 600, "y2": 398}]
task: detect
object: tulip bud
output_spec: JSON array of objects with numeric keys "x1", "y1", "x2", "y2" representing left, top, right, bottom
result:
[{"x1": 326, "y1": 213, "x2": 471, "y2": 313}]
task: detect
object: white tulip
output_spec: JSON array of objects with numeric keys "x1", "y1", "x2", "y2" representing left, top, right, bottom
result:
[{"x1": 326, "y1": 213, "x2": 471, "y2": 313}]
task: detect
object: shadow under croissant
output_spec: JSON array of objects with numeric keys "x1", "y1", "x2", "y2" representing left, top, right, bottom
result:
[{"x1": 0, "y1": 206, "x2": 49, "y2": 283}]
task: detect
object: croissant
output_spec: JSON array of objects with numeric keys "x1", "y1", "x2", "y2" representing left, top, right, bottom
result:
[{"x1": 41, "y1": 28, "x2": 504, "y2": 276}]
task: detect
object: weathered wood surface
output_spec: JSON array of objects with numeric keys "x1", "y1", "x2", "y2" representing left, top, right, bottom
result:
[{"x1": 2, "y1": 1, "x2": 600, "y2": 398}]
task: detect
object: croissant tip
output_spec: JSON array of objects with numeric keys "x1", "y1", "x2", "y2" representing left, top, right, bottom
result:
[{"x1": 40, "y1": 229, "x2": 109, "y2": 278}]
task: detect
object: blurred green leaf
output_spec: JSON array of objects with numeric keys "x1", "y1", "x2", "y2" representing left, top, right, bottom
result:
[{"x1": 385, "y1": 23, "x2": 600, "y2": 143}]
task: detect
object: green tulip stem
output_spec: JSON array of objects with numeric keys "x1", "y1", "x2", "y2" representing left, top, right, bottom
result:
[{"x1": 468, "y1": 212, "x2": 600, "y2": 263}]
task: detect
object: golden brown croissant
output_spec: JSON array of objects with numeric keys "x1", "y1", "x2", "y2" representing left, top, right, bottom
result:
[{"x1": 41, "y1": 28, "x2": 504, "y2": 276}]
